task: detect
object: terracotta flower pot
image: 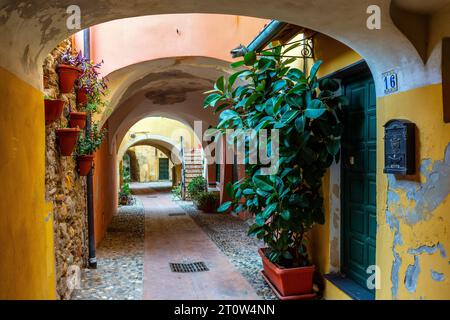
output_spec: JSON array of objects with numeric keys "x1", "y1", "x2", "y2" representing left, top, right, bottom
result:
[
  {"x1": 77, "y1": 154, "x2": 94, "y2": 176},
  {"x1": 69, "y1": 111, "x2": 87, "y2": 129},
  {"x1": 259, "y1": 248, "x2": 315, "y2": 297},
  {"x1": 44, "y1": 99, "x2": 64, "y2": 125},
  {"x1": 57, "y1": 64, "x2": 80, "y2": 93},
  {"x1": 120, "y1": 196, "x2": 129, "y2": 206},
  {"x1": 76, "y1": 87, "x2": 88, "y2": 106},
  {"x1": 55, "y1": 128, "x2": 81, "y2": 156}
]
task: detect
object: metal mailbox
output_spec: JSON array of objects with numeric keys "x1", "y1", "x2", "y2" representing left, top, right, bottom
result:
[{"x1": 383, "y1": 119, "x2": 416, "y2": 175}]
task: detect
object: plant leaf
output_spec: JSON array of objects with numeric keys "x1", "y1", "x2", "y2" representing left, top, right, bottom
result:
[
  {"x1": 309, "y1": 59, "x2": 323, "y2": 80},
  {"x1": 244, "y1": 51, "x2": 257, "y2": 66},
  {"x1": 295, "y1": 116, "x2": 306, "y2": 132},
  {"x1": 305, "y1": 108, "x2": 326, "y2": 119},
  {"x1": 217, "y1": 201, "x2": 232, "y2": 213}
]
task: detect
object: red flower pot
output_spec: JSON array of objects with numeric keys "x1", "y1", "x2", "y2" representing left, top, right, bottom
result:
[
  {"x1": 76, "y1": 87, "x2": 88, "y2": 106},
  {"x1": 259, "y1": 248, "x2": 315, "y2": 297},
  {"x1": 69, "y1": 111, "x2": 87, "y2": 129},
  {"x1": 77, "y1": 154, "x2": 94, "y2": 176},
  {"x1": 44, "y1": 99, "x2": 64, "y2": 125},
  {"x1": 55, "y1": 128, "x2": 81, "y2": 156},
  {"x1": 57, "y1": 64, "x2": 80, "y2": 93}
]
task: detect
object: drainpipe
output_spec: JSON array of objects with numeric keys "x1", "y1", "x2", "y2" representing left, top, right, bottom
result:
[
  {"x1": 230, "y1": 20, "x2": 288, "y2": 58},
  {"x1": 84, "y1": 28, "x2": 97, "y2": 269}
]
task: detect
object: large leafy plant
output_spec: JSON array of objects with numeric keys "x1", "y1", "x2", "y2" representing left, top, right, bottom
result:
[
  {"x1": 76, "y1": 122, "x2": 107, "y2": 155},
  {"x1": 204, "y1": 44, "x2": 346, "y2": 268}
]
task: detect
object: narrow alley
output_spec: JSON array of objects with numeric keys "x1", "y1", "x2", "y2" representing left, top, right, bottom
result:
[
  {"x1": 72, "y1": 183, "x2": 276, "y2": 300},
  {"x1": 2, "y1": 2, "x2": 450, "y2": 302}
]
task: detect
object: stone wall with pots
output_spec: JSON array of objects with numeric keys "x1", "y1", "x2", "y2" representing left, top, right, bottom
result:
[{"x1": 43, "y1": 40, "x2": 88, "y2": 300}]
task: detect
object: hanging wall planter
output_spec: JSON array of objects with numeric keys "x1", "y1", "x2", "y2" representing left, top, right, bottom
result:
[
  {"x1": 76, "y1": 87, "x2": 88, "y2": 106},
  {"x1": 77, "y1": 154, "x2": 94, "y2": 176},
  {"x1": 56, "y1": 64, "x2": 80, "y2": 93},
  {"x1": 55, "y1": 128, "x2": 81, "y2": 156},
  {"x1": 69, "y1": 111, "x2": 87, "y2": 129},
  {"x1": 258, "y1": 248, "x2": 315, "y2": 298},
  {"x1": 44, "y1": 99, "x2": 64, "y2": 125}
]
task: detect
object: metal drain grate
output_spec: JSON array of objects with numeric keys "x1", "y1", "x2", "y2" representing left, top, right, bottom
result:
[
  {"x1": 146, "y1": 195, "x2": 157, "y2": 198},
  {"x1": 169, "y1": 262, "x2": 209, "y2": 273},
  {"x1": 168, "y1": 213, "x2": 186, "y2": 217}
]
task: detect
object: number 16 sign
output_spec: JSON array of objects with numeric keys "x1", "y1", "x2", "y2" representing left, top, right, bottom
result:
[{"x1": 382, "y1": 70, "x2": 399, "y2": 95}]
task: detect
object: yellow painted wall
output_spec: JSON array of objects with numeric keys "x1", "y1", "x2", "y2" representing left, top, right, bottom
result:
[
  {"x1": 129, "y1": 145, "x2": 173, "y2": 182},
  {"x1": 314, "y1": 34, "x2": 363, "y2": 78},
  {"x1": 308, "y1": 35, "x2": 450, "y2": 300},
  {"x1": 0, "y1": 67, "x2": 56, "y2": 299},
  {"x1": 377, "y1": 84, "x2": 450, "y2": 300},
  {"x1": 123, "y1": 117, "x2": 199, "y2": 150}
]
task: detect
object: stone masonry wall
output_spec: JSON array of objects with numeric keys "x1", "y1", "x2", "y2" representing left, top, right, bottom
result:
[{"x1": 43, "y1": 40, "x2": 88, "y2": 300}]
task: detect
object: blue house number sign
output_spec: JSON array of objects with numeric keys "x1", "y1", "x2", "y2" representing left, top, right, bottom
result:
[{"x1": 382, "y1": 70, "x2": 398, "y2": 94}]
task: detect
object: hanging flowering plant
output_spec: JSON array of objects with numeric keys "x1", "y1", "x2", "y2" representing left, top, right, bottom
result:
[
  {"x1": 58, "y1": 47, "x2": 83, "y2": 67},
  {"x1": 76, "y1": 55, "x2": 109, "y2": 113}
]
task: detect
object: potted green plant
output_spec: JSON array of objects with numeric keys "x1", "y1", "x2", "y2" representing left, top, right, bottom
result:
[
  {"x1": 56, "y1": 48, "x2": 81, "y2": 93},
  {"x1": 55, "y1": 127, "x2": 81, "y2": 156},
  {"x1": 205, "y1": 45, "x2": 345, "y2": 298},
  {"x1": 75, "y1": 121, "x2": 107, "y2": 176},
  {"x1": 187, "y1": 176, "x2": 207, "y2": 200},
  {"x1": 44, "y1": 95, "x2": 64, "y2": 125},
  {"x1": 171, "y1": 184, "x2": 182, "y2": 200},
  {"x1": 194, "y1": 191, "x2": 220, "y2": 213},
  {"x1": 119, "y1": 183, "x2": 132, "y2": 205}
]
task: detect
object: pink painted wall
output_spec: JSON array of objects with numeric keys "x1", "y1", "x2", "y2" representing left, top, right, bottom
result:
[{"x1": 75, "y1": 14, "x2": 268, "y2": 77}]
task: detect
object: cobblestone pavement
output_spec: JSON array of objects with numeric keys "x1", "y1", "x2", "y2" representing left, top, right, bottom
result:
[
  {"x1": 179, "y1": 202, "x2": 278, "y2": 300},
  {"x1": 72, "y1": 182, "x2": 276, "y2": 300},
  {"x1": 71, "y1": 197, "x2": 145, "y2": 300}
]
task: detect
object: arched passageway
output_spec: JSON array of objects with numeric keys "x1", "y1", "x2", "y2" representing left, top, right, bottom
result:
[{"x1": 0, "y1": 1, "x2": 449, "y2": 301}]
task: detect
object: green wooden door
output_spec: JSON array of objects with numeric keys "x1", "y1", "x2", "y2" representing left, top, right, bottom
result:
[
  {"x1": 159, "y1": 158, "x2": 169, "y2": 180},
  {"x1": 342, "y1": 74, "x2": 377, "y2": 292}
]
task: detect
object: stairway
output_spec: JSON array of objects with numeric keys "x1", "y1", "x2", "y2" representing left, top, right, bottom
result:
[{"x1": 184, "y1": 148, "x2": 204, "y2": 187}]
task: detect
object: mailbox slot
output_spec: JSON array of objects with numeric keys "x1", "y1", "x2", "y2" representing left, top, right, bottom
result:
[{"x1": 384, "y1": 119, "x2": 415, "y2": 175}]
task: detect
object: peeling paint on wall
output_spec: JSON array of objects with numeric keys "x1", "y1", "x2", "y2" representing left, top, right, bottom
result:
[
  {"x1": 328, "y1": 161, "x2": 341, "y2": 273},
  {"x1": 430, "y1": 270, "x2": 445, "y2": 282},
  {"x1": 386, "y1": 209, "x2": 403, "y2": 299},
  {"x1": 408, "y1": 243, "x2": 447, "y2": 258},
  {"x1": 387, "y1": 143, "x2": 450, "y2": 226},
  {"x1": 385, "y1": 142, "x2": 450, "y2": 299},
  {"x1": 405, "y1": 256, "x2": 421, "y2": 292}
]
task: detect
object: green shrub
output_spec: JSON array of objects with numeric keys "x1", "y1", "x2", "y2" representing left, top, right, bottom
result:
[
  {"x1": 195, "y1": 192, "x2": 220, "y2": 213},
  {"x1": 171, "y1": 184, "x2": 182, "y2": 200},
  {"x1": 187, "y1": 176, "x2": 207, "y2": 200},
  {"x1": 118, "y1": 183, "x2": 132, "y2": 205},
  {"x1": 76, "y1": 122, "x2": 107, "y2": 155}
]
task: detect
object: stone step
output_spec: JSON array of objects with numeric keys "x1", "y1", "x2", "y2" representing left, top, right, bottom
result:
[
  {"x1": 185, "y1": 164, "x2": 203, "y2": 169},
  {"x1": 185, "y1": 173, "x2": 203, "y2": 177},
  {"x1": 184, "y1": 158, "x2": 203, "y2": 162},
  {"x1": 185, "y1": 166, "x2": 203, "y2": 170}
]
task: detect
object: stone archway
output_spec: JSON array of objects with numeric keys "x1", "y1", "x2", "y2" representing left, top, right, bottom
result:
[{"x1": 0, "y1": 1, "x2": 445, "y2": 96}]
